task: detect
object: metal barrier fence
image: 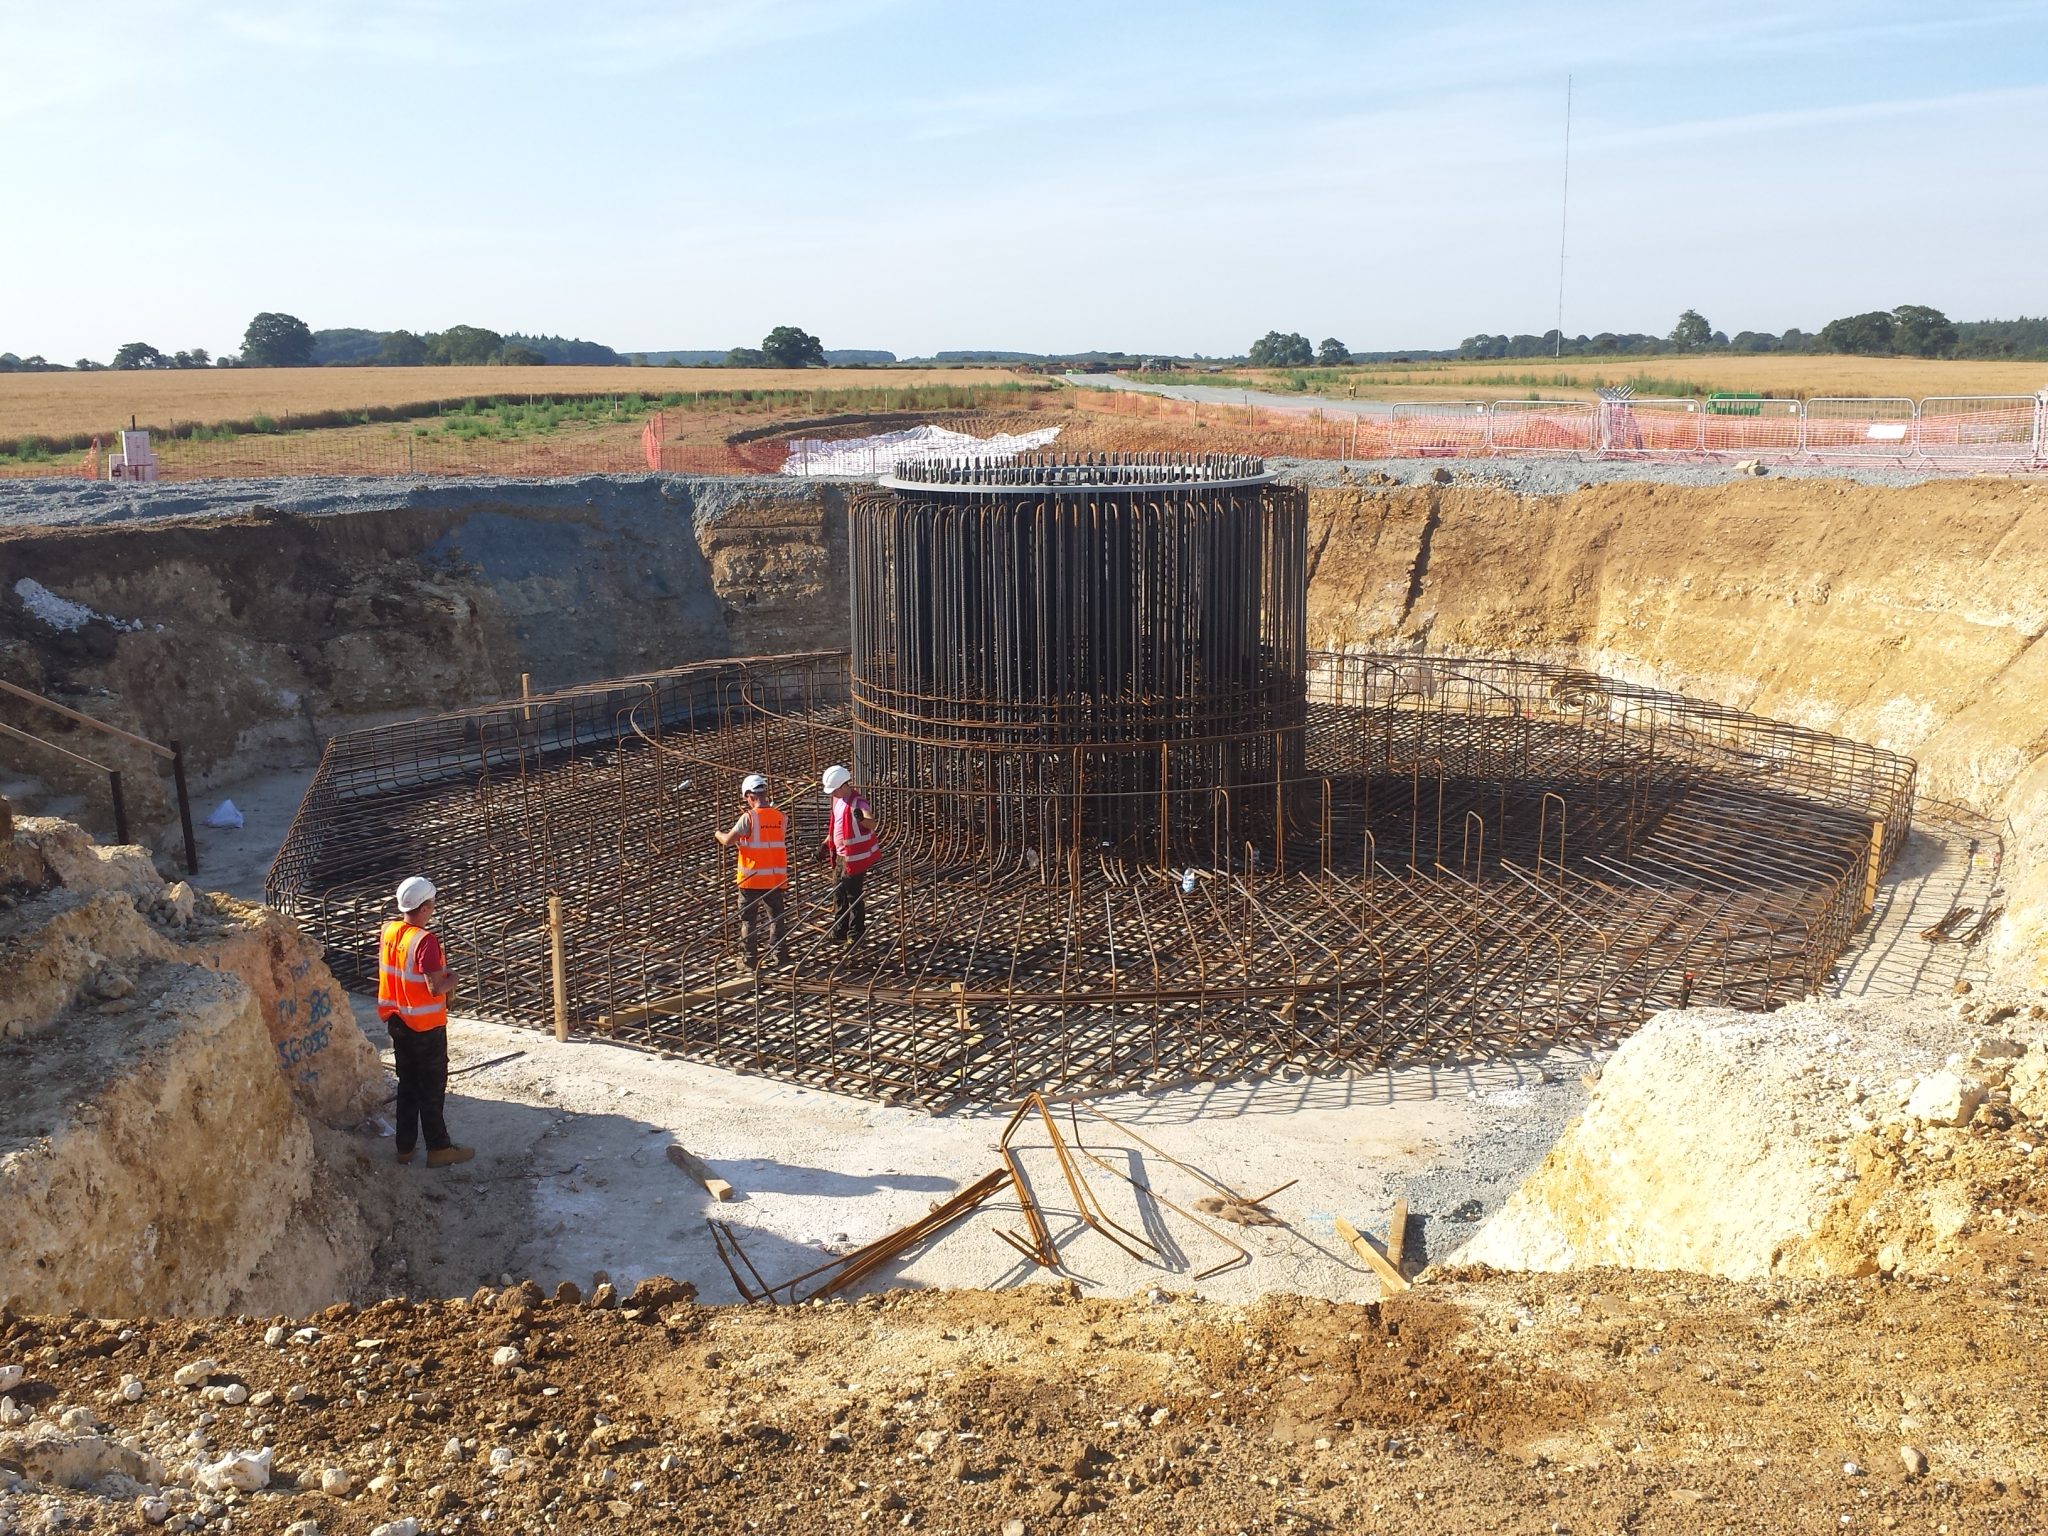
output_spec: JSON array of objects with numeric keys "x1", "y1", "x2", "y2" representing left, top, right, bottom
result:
[
  {"x1": 1072, "y1": 388, "x2": 2048, "y2": 470},
  {"x1": 5, "y1": 390, "x2": 2044, "y2": 484}
]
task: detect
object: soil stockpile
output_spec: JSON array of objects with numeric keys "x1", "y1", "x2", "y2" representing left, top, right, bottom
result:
[{"x1": 1, "y1": 1267, "x2": 2044, "y2": 1535}]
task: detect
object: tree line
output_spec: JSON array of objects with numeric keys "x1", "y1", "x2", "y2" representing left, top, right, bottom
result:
[
  {"x1": 1451, "y1": 306, "x2": 2046, "y2": 362},
  {"x1": 4, "y1": 316, "x2": 842, "y2": 372},
  {"x1": 1229, "y1": 309, "x2": 2048, "y2": 367}
]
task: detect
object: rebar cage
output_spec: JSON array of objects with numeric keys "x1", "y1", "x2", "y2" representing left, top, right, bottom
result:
[
  {"x1": 268, "y1": 648, "x2": 1914, "y2": 1109},
  {"x1": 850, "y1": 455, "x2": 1306, "y2": 862}
]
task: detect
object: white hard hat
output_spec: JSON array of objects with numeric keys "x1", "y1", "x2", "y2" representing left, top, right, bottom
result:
[
  {"x1": 821, "y1": 764, "x2": 852, "y2": 795},
  {"x1": 740, "y1": 773, "x2": 768, "y2": 795},
  {"x1": 396, "y1": 876, "x2": 436, "y2": 913}
]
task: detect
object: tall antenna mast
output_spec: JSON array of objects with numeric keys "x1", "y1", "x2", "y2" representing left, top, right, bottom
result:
[{"x1": 1555, "y1": 74, "x2": 1572, "y2": 359}]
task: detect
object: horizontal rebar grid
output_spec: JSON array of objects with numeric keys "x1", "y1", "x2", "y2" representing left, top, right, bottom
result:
[{"x1": 268, "y1": 649, "x2": 1914, "y2": 1110}]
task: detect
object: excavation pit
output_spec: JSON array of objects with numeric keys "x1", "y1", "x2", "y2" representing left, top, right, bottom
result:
[
  {"x1": 269, "y1": 648, "x2": 1913, "y2": 1109},
  {"x1": 266, "y1": 453, "x2": 1915, "y2": 1107}
]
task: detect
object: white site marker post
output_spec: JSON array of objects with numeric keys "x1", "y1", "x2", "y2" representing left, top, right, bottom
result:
[{"x1": 548, "y1": 893, "x2": 570, "y2": 1042}]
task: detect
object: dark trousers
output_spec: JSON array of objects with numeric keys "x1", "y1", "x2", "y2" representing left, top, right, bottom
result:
[
  {"x1": 738, "y1": 885, "x2": 787, "y2": 966},
  {"x1": 387, "y1": 1018, "x2": 452, "y2": 1153},
  {"x1": 829, "y1": 867, "x2": 868, "y2": 943}
]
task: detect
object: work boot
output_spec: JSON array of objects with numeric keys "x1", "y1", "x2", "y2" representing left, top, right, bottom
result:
[
  {"x1": 394, "y1": 1144, "x2": 416, "y2": 1165},
  {"x1": 426, "y1": 1145, "x2": 475, "y2": 1168}
]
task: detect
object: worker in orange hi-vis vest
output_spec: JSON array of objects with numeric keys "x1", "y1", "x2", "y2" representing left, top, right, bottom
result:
[
  {"x1": 817, "y1": 763, "x2": 880, "y2": 945},
  {"x1": 377, "y1": 876, "x2": 474, "y2": 1167},
  {"x1": 714, "y1": 773, "x2": 789, "y2": 972}
]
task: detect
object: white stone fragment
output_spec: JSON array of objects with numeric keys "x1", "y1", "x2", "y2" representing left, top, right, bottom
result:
[
  {"x1": 319, "y1": 1466, "x2": 352, "y2": 1495},
  {"x1": 172, "y1": 1359, "x2": 220, "y2": 1389},
  {"x1": 195, "y1": 1446, "x2": 273, "y2": 1492},
  {"x1": 0, "y1": 1366, "x2": 23, "y2": 1392},
  {"x1": 1904, "y1": 1070, "x2": 1986, "y2": 1127}
]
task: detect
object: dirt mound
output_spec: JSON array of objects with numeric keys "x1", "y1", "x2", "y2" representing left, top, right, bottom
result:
[
  {"x1": 0, "y1": 1269, "x2": 2041, "y2": 1534},
  {"x1": 1457, "y1": 996, "x2": 2048, "y2": 1281}
]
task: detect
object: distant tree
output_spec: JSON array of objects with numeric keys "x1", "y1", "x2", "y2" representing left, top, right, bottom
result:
[
  {"x1": 1316, "y1": 337, "x2": 1351, "y2": 366},
  {"x1": 425, "y1": 325, "x2": 503, "y2": 366},
  {"x1": 1729, "y1": 331, "x2": 1775, "y2": 353},
  {"x1": 1248, "y1": 331, "x2": 1314, "y2": 367},
  {"x1": 1778, "y1": 327, "x2": 1809, "y2": 352},
  {"x1": 1890, "y1": 304, "x2": 1956, "y2": 358},
  {"x1": 501, "y1": 333, "x2": 621, "y2": 366},
  {"x1": 378, "y1": 330, "x2": 426, "y2": 366},
  {"x1": 169, "y1": 348, "x2": 211, "y2": 369},
  {"x1": 310, "y1": 327, "x2": 386, "y2": 366},
  {"x1": 1817, "y1": 311, "x2": 1895, "y2": 355},
  {"x1": 0, "y1": 353, "x2": 19, "y2": 372},
  {"x1": 760, "y1": 326, "x2": 825, "y2": 368},
  {"x1": 1669, "y1": 309, "x2": 1713, "y2": 351},
  {"x1": 495, "y1": 343, "x2": 548, "y2": 366},
  {"x1": 240, "y1": 312, "x2": 316, "y2": 367},
  {"x1": 724, "y1": 346, "x2": 768, "y2": 367},
  {"x1": 74, "y1": 357, "x2": 104, "y2": 371},
  {"x1": 629, "y1": 352, "x2": 648, "y2": 368},
  {"x1": 112, "y1": 341, "x2": 166, "y2": 370}
]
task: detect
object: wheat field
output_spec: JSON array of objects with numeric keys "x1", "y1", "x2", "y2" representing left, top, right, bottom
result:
[
  {"x1": 0, "y1": 365, "x2": 1025, "y2": 441},
  {"x1": 1244, "y1": 354, "x2": 2048, "y2": 402}
]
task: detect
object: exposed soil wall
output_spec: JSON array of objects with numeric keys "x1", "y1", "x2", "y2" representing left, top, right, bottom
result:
[
  {"x1": 0, "y1": 817, "x2": 389, "y2": 1315},
  {"x1": 0, "y1": 476, "x2": 851, "y2": 846}
]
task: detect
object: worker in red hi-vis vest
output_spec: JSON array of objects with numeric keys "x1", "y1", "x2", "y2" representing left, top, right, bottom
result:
[
  {"x1": 714, "y1": 773, "x2": 789, "y2": 972},
  {"x1": 377, "y1": 876, "x2": 473, "y2": 1167},
  {"x1": 817, "y1": 763, "x2": 880, "y2": 945}
]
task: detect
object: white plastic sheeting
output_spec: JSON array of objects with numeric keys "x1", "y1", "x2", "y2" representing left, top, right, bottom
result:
[{"x1": 780, "y1": 423, "x2": 1060, "y2": 478}]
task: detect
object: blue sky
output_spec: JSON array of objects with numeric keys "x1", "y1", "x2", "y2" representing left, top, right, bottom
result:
[{"x1": 6, "y1": 1, "x2": 2044, "y2": 360}]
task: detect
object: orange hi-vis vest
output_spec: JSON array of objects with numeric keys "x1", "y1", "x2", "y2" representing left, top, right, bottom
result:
[
  {"x1": 378, "y1": 918, "x2": 448, "y2": 1032},
  {"x1": 735, "y1": 805, "x2": 789, "y2": 888}
]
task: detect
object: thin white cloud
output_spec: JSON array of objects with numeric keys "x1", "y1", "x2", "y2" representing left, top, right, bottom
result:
[
  {"x1": 203, "y1": 0, "x2": 906, "y2": 72},
  {"x1": 1582, "y1": 82, "x2": 2048, "y2": 149}
]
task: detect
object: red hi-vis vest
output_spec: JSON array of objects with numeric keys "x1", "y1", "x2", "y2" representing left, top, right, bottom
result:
[
  {"x1": 378, "y1": 919, "x2": 448, "y2": 1032},
  {"x1": 735, "y1": 805, "x2": 789, "y2": 888},
  {"x1": 831, "y1": 793, "x2": 880, "y2": 873}
]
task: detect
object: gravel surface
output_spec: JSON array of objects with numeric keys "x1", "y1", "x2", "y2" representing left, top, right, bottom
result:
[
  {"x1": 0, "y1": 473, "x2": 815, "y2": 534},
  {"x1": 4, "y1": 1261, "x2": 2044, "y2": 1535},
  {"x1": 1268, "y1": 456, "x2": 2010, "y2": 493}
]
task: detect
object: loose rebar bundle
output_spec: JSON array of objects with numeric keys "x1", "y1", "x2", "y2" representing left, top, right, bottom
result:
[{"x1": 268, "y1": 455, "x2": 1916, "y2": 1107}]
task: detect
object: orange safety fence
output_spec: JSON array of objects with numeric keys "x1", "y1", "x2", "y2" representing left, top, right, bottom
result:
[{"x1": 3, "y1": 391, "x2": 2042, "y2": 485}]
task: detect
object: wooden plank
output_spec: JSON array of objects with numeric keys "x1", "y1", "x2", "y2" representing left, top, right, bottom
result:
[
  {"x1": 598, "y1": 974, "x2": 757, "y2": 1027},
  {"x1": 1333, "y1": 1216, "x2": 1409, "y2": 1293},
  {"x1": 547, "y1": 894, "x2": 570, "y2": 1042},
  {"x1": 666, "y1": 1144, "x2": 736, "y2": 1202},
  {"x1": 1386, "y1": 1198, "x2": 1408, "y2": 1270}
]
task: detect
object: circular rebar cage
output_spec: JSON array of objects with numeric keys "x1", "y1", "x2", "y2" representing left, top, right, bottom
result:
[{"x1": 850, "y1": 453, "x2": 1307, "y2": 865}]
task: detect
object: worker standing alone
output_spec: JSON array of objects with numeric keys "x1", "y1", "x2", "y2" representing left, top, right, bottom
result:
[
  {"x1": 715, "y1": 773, "x2": 789, "y2": 971},
  {"x1": 817, "y1": 763, "x2": 879, "y2": 945},
  {"x1": 378, "y1": 876, "x2": 474, "y2": 1167}
]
